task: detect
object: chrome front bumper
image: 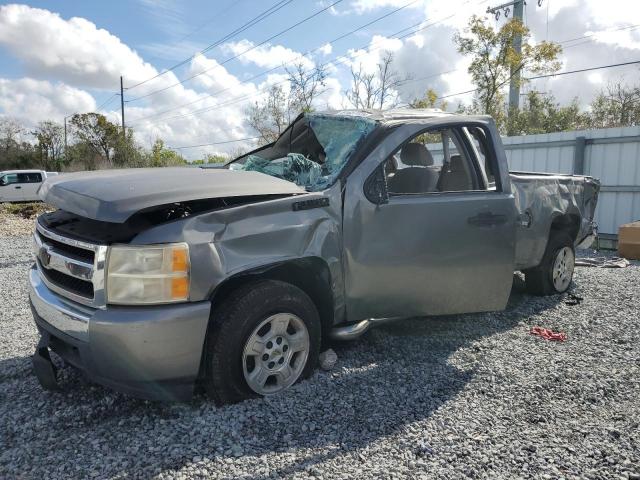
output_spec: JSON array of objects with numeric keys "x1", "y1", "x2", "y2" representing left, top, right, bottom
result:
[
  {"x1": 29, "y1": 267, "x2": 93, "y2": 341},
  {"x1": 28, "y1": 266, "x2": 212, "y2": 401}
]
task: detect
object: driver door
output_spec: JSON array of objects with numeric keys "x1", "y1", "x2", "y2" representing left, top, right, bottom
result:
[
  {"x1": 0, "y1": 173, "x2": 23, "y2": 201},
  {"x1": 342, "y1": 122, "x2": 517, "y2": 321}
]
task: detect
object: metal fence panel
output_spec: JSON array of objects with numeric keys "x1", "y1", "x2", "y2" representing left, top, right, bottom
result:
[{"x1": 502, "y1": 126, "x2": 640, "y2": 236}]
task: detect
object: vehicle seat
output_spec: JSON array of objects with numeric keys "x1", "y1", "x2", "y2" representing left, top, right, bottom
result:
[
  {"x1": 387, "y1": 143, "x2": 440, "y2": 194},
  {"x1": 437, "y1": 155, "x2": 474, "y2": 191}
]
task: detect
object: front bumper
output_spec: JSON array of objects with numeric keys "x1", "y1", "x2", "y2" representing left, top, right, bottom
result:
[{"x1": 28, "y1": 266, "x2": 211, "y2": 401}]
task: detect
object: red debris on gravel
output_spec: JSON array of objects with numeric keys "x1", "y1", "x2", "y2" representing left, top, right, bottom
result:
[{"x1": 530, "y1": 326, "x2": 567, "y2": 342}]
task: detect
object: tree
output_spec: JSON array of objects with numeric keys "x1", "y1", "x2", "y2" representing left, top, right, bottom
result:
[
  {"x1": 286, "y1": 62, "x2": 327, "y2": 113},
  {"x1": 454, "y1": 16, "x2": 562, "y2": 132},
  {"x1": 410, "y1": 88, "x2": 448, "y2": 110},
  {"x1": 112, "y1": 128, "x2": 144, "y2": 167},
  {"x1": 146, "y1": 139, "x2": 186, "y2": 167},
  {"x1": 247, "y1": 62, "x2": 329, "y2": 145},
  {"x1": 588, "y1": 81, "x2": 640, "y2": 129},
  {"x1": 0, "y1": 118, "x2": 22, "y2": 168},
  {"x1": 0, "y1": 118, "x2": 40, "y2": 170},
  {"x1": 347, "y1": 51, "x2": 404, "y2": 109},
  {"x1": 202, "y1": 153, "x2": 228, "y2": 164},
  {"x1": 376, "y1": 51, "x2": 403, "y2": 109},
  {"x1": 32, "y1": 121, "x2": 65, "y2": 171},
  {"x1": 246, "y1": 85, "x2": 291, "y2": 144},
  {"x1": 507, "y1": 92, "x2": 587, "y2": 135},
  {"x1": 69, "y1": 113, "x2": 119, "y2": 166}
]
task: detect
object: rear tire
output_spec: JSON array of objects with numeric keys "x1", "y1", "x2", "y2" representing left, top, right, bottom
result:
[
  {"x1": 525, "y1": 231, "x2": 575, "y2": 295},
  {"x1": 203, "y1": 279, "x2": 321, "y2": 405}
]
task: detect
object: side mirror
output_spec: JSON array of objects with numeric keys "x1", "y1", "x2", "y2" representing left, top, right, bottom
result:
[{"x1": 364, "y1": 165, "x2": 389, "y2": 205}]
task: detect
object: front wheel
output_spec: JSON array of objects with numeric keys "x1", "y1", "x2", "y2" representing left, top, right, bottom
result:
[
  {"x1": 203, "y1": 280, "x2": 320, "y2": 405},
  {"x1": 525, "y1": 232, "x2": 575, "y2": 295}
]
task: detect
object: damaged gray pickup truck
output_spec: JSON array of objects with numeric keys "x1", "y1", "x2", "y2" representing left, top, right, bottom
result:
[{"x1": 29, "y1": 109, "x2": 599, "y2": 404}]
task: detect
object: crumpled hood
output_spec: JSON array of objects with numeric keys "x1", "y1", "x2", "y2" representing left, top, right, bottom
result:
[{"x1": 39, "y1": 167, "x2": 305, "y2": 223}]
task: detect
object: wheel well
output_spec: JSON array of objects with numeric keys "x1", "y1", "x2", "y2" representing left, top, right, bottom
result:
[
  {"x1": 550, "y1": 213, "x2": 580, "y2": 242},
  {"x1": 210, "y1": 257, "x2": 335, "y2": 337}
]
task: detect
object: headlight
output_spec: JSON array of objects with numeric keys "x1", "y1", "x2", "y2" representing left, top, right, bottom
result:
[{"x1": 106, "y1": 243, "x2": 190, "y2": 305}]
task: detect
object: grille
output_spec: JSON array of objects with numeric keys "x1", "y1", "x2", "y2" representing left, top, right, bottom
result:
[
  {"x1": 35, "y1": 231, "x2": 95, "y2": 262},
  {"x1": 35, "y1": 223, "x2": 107, "y2": 308},
  {"x1": 38, "y1": 260, "x2": 94, "y2": 298}
]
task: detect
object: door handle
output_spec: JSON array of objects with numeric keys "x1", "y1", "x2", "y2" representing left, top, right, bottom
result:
[
  {"x1": 14, "y1": 186, "x2": 22, "y2": 189},
  {"x1": 468, "y1": 211, "x2": 507, "y2": 227}
]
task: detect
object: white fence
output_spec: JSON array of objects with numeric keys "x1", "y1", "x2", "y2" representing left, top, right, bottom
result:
[{"x1": 502, "y1": 126, "x2": 640, "y2": 237}]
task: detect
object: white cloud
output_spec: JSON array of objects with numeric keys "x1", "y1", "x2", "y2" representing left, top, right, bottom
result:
[
  {"x1": 319, "y1": 43, "x2": 333, "y2": 56},
  {"x1": 350, "y1": 0, "x2": 425, "y2": 14},
  {"x1": 221, "y1": 39, "x2": 315, "y2": 71},
  {"x1": 0, "y1": 77, "x2": 95, "y2": 124},
  {"x1": 0, "y1": 4, "x2": 159, "y2": 90}
]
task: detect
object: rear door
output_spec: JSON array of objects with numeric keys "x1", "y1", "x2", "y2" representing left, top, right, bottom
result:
[
  {"x1": 342, "y1": 121, "x2": 517, "y2": 321},
  {"x1": 19, "y1": 172, "x2": 43, "y2": 201}
]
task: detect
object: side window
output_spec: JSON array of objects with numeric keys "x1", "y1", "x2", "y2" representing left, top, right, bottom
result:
[
  {"x1": 383, "y1": 128, "x2": 483, "y2": 195},
  {"x1": 0, "y1": 173, "x2": 18, "y2": 186},
  {"x1": 17, "y1": 173, "x2": 42, "y2": 183},
  {"x1": 465, "y1": 127, "x2": 496, "y2": 188}
]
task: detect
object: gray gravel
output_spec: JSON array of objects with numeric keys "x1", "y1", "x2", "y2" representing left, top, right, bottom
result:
[{"x1": 1, "y1": 234, "x2": 639, "y2": 479}]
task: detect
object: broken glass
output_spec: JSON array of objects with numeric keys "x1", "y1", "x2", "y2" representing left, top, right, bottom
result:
[{"x1": 230, "y1": 113, "x2": 377, "y2": 191}]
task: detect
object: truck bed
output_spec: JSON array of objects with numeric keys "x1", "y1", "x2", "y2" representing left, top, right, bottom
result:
[{"x1": 510, "y1": 171, "x2": 600, "y2": 270}]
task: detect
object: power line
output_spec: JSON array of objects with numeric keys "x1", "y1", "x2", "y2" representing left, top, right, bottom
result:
[
  {"x1": 558, "y1": 23, "x2": 640, "y2": 46},
  {"x1": 158, "y1": 1, "x2": 244, "y2": 52},
  {"x1": 170, "y1": 136, "x2": 261, "y2": 149},
  {"x1": 127, "y1": 0, "x2": 294, "y2": 90},
  {"x1": 132, "y1": 0, "x2": 484, "y2": 126},
  {"x1": 423, "y1": 59, "x2": 640, "y2": 103},
  {"x1": 130, "y1": 0, "x2": 424, "y2": 123},
  {"x1": 527, "y1": 59, "x2": 640, "y2": 80},
  {"x1": 95, "y1": 93, "x2": 120, "y2": 111},
  {"x1": 127, "y1": 0, "x2": 344, "y2": 102}
]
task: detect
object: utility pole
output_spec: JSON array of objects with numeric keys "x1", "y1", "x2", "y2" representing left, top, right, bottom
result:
[
  {"x1": 486, "y1": 0, "x2": 527, "y2": 112},
  {"x1": 120, "y1": 76, "x2": 126, "y2": 135},
  {"x1": 508, "y1": 0, "x2": 524, "y2": 112},
  {"x1": 63, "y1": 114, "x2": 72, "y2": 158}
]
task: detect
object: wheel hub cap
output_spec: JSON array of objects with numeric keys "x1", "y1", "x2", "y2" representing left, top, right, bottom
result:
[
  {"x1": 552, "y1": 246, "x2": 575, "y2": 292},
  {"x1": 242, "y1": 313, "x2": 309, "y2": 395}
]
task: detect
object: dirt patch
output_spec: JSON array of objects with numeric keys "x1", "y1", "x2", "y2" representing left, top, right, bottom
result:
[{"x1": 0, "y1": 202, "x2": 53, "y2": 237}]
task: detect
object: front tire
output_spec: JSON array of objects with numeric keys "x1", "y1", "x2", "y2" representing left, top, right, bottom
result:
[
  {"x1": 525, "y1": 231, "x2": 575, "y2": 295},
  {"x1": 204, "y1": 280, "x2": 321, "y2": 405}
]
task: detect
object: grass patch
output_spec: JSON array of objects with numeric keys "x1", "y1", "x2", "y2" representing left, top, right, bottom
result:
[{"x1": 0, "y1": 202, "x2": 54, "y2": 218}]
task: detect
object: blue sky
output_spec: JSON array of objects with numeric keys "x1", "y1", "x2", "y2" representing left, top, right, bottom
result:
[{"x1": 1, "y1": 0, "x2": 639, "y2": 158}]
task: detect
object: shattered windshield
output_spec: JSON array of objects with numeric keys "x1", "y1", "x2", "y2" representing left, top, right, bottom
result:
[{"x1": 229, "y1": 113, "x2": 377, "y2": 191}]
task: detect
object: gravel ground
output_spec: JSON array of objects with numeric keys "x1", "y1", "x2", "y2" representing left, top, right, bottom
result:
[{"x1": 0, "y1": 232, "x2": 639, "y2": 480}]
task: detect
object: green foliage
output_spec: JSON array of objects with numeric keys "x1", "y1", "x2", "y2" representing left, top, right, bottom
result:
[
  {"x1": 587, "y1": 82, "x2": 640, "y2": 129},
  {"x1": 202, "y1": 153, "x2": 228, "y2": 164},
  {"x1": 455, "y1": 16, "x2": 562, "y2": 130},
  {"x1": 146, "y1": 139, "x2": 186, "y2": 167},
  {"x1": 32, "y1": 121, "x2": 66, "y2": 171},
  {"x1": 410, "y1": 88, "x2": 448, "y2": 110},
  {"x1": 69, "y1": 113, "x2": 119, "y2": 166},
  {"x1": 507, "y1": 92, "x2": 588, "y2": 135}
]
